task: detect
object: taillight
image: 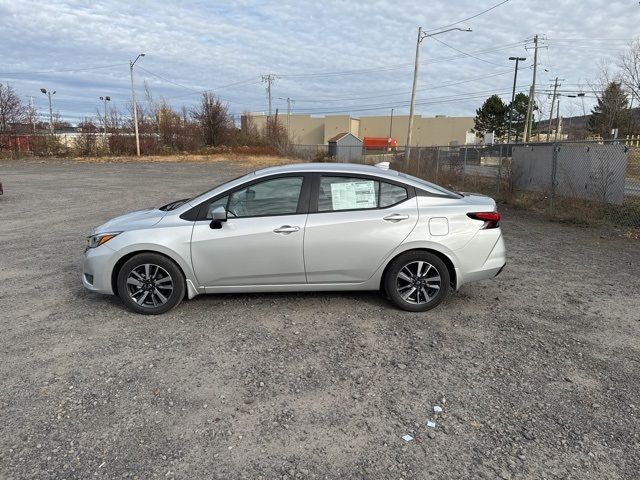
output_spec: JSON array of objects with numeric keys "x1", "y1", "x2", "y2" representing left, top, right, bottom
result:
[{"x1": 467, "y1": 211, "x2": 501, "y2": 229}]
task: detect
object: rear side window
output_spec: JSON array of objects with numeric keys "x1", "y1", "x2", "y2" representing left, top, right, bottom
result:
[
  {"x1": 318, "y1": 176, "x2": 409, "y2": 212},
  {"x1": 380, "y1": 182, "x2": 408, "y2": 207},
  {"x1": 319, "y1": 176, "x2": 379, "y2": 212}
]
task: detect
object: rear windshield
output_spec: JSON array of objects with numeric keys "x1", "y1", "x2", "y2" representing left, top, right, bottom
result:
[{"x1": 397, "y1": 172, "x2": 462, "y2": 198}]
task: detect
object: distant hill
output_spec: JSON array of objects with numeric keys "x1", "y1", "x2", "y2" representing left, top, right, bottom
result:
[{"x1": 534, "y1": 108, "x2": 640, "y2": 139}]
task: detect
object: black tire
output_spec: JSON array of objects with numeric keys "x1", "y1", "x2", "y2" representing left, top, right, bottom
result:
[
  {"x1": 116, "y1": 252, "x2": 185, "y2": 315},
  {"x1": 384, "y1": 251, "x2": 450, "y2": 312}
]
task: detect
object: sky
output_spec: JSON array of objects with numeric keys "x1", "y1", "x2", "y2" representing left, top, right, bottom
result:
[{"x1": 0, "y1": 0, "x2": 638, "y2": 125}]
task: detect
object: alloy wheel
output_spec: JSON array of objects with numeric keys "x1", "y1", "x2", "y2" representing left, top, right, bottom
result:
[
  {"x1": 396, "y1": 261, "x2": 441, "y2": 305},
  {"x1": 125, "y1": 263, "x2": 174, "y2": 308}
]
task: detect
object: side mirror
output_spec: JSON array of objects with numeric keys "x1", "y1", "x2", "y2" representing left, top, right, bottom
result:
[
  {"x1": 211, "y1": 205, "x2": 227, "y2": 221},
  {"x1": 208, "y1": 205, "x2": 227, "y2": 229}
]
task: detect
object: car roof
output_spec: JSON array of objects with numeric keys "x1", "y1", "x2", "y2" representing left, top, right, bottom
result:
[{"x1": 254, "y1": 162, "x2": 401, "y2": 179}]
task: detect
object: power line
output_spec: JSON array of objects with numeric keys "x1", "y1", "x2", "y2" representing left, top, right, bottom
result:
[
  {"x1": 137, "y1": 66, "x2": 202, "y2": 92},
  {"x1": 276, "y1": 41, "x2": 528, "y2": 78},
  {"x1": 0, "y1": 63, "x2": 128, "y2": 75},
  {"x1": 423, "y1": 0, "x2": 511, "y2": 33},
  {"x1": 292, "y1": 86, "x2": 527, "y2": 115},
  {"x1": 292, "y1": 69, "x2": 523, "y2": 103},
  {"x1": 430, "y1": 37, "x2": 508, "y2": 67}
]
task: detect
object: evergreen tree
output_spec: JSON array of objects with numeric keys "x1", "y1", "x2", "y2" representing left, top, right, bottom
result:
[
  {"x1": 508, "y1": 92, "x2": 532, "y2": 142},
  {"x1": 474, "y1": 95, "x2": 508, "y2": 139},
  {"x1": 588, "y1": 82, "x2": 630, "y2": 138}
]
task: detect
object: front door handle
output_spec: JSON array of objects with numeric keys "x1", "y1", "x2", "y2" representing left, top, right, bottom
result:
[
  {"x1": 383, "y1": 213, "x2": 409, "y2": 222},
  {"x1": 273, "y1": 225, "x2": 300, "y2": 234}
]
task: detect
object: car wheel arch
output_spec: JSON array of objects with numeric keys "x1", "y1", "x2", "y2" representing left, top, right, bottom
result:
[
  {"x1": 379, "y1": 247, "x2": 457, "y2": 291},
  {"x1": 111, "y1": 249, "x2": 188, "y2": 298}
]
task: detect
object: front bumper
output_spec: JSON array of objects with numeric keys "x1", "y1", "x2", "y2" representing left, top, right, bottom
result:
[{"x1": 82, "y1": 245, "x2": 118, "y2": 295}]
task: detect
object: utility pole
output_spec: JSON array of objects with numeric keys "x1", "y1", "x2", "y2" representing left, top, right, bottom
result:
[
  {"x1": 523, "y1": 34, "x2": 539, "y2": 142},
  {"x1": 262, "y1": 74, "x2": 276, "y2": 135},
  {"x1": 577, "y1": 92, "x2": 586, "y2": 117},
  {"x1": 279, "y1": 96, "x2": 294, "y2": 143},
  {"x1": 129, "y1": 53, "x2": 145, "y2": 156},
  {"x1": 99, "y1": 96, "x2": 111, "y2": 138},
  {"x1": 507, "y1": 56, "x2": 526, "y2": 145},
  {"x1": 40, "y1": 88, "x2": 56, "y2": 134},
  {"x1": 405, "y1": 26, "x2": 472, "y2": 164},
  {"x1": 555, "y1": 97, "x2": 561, "y2": 141},
  {"x1": 28, "y1": 96, "x2": 36, "y2": 133},
  {"x1": 389, "y1": 108, "x2": 394, "y2": 140},
  {"x1": 286, "y1": 97, "x2": 293, "y2": 139},
  {"x1": 547, "y1": 77, "x2": 561, "y2": 140}
]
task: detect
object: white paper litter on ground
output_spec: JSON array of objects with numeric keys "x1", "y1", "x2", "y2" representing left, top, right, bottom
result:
[
  {"x1": 402, "y1": 434, "x2": 414, "y2": 442},
  {"x1": 427, "y1": 420, "x2": 437, "y2": 428},
  {"x1": 433, "y1": 405, "x2": 443, "y2": 413}
]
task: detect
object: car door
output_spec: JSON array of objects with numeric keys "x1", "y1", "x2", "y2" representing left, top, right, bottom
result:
[
  {"x1": 304, "y1": 174, "x2": 418, "y2": 283},
  {"x1": 190, "y1": 174, "x2": 310, "y2": 287}
]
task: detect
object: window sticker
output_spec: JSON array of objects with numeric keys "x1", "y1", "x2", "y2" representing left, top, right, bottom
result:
[{"x1": 330, "y1": 180, "x2": 377, "y2": 210}]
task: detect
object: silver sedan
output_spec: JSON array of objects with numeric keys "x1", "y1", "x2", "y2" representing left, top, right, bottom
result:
[{"x1": 82, "y1": 163, "x2": 506, "y2": 314}]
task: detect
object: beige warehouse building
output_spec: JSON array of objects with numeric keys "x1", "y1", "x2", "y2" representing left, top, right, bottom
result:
[{"x1": 242, "y1": 113, "x2": 475, "y2": 146}]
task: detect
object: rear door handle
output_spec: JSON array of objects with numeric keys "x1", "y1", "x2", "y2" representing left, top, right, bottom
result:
[
  {"x1": 383, "y1": 213, "x2": 409, "y2": 222},
  {"x1": 273, "y1": 225, "x2": 300, "y2": 234}
]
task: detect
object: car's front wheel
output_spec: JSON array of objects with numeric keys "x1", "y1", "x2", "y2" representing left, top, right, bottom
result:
[
  {"x1": 116, "y1": 253, "x2": 185, "y2": 315},
  {"x1": 384, "y1": 251, "x2": 450, "y2": 312}
]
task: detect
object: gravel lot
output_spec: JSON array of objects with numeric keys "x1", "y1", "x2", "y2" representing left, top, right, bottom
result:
[{"x1": 1, "y1": 158, "x2": 639, "y2": 479}]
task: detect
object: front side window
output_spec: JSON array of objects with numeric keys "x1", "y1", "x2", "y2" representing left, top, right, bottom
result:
[
  {"x1": 318, "y1": 176, "x2": 379, "y2": 212},
  {"x1": 205, "y1": 196, "x2": 229, "y2": 219},
  {"x1": 228, "y1": 177, "x2": 303, "y2": 217}
]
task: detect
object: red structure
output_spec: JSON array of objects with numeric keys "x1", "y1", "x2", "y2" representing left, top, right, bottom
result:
[
  {"x1": 0, "y1": 135, "x2": 31, "y2": 152},
  {"x1": 363, "y1": 136, "x2": 397, "y2": 151}
]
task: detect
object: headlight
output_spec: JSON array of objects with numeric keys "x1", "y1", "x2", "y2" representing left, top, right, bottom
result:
[{"x1": 87, "y1": 232, "x2": 121, "y2": 249}]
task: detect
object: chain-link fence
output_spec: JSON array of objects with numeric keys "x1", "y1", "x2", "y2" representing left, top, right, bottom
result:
[{"x1": 285, "y1": 141, "x2": 640, "y2": 228}]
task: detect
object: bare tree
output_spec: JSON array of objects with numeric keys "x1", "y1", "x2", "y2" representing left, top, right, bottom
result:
[
  {"x1": 192, "y1": 91, "x2": 233, "y2": 147},
  {"x1": 0, "y1": 82, "x2": 25, "y2": 133},
  {"x1": 619, "y1": 38, "x2": 640, "y2": 105},
  {"x1": 76, "y1": 117, "x2": 100, "y2": 156}
]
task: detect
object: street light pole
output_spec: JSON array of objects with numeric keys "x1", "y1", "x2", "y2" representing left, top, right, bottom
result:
[
  {"x1": 99, "y1": 96, "x2": 111, "y2": 138},
  {"x1": 405, "y1": 26, "x2": 472, "y2": 165},
  {"x1": 129, "y1": 53, "x2": 145, "y2": 156},
  {"x1": 507, "y1": 56, "x2": 526, "y2": 145},
  {"x1": 40, "y1": 88, "x2": 56, "y2": 134},
  {"x1": 577, "y1": 92, "x2": 586, "y2": 117}
]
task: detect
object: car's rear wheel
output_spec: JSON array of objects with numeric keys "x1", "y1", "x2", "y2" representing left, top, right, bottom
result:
[
  {"x1": 384, "y1": 251, "x2": 450, "y2": 312},
  {"x1": 116, "y1": 253, "x2": 185, "y2": 315}
]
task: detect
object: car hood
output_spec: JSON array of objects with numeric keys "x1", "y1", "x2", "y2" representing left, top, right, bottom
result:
[{"x1": 94, "y1": 208, "x2": 167, "y2": 234}]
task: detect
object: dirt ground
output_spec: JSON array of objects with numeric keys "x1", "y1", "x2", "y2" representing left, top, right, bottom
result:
[{"x1": 1, "y1": 158, "x2": 639, "y2": 480}]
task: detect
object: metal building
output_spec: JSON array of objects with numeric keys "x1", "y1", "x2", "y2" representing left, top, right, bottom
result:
[{"x1": 328, "y1": 132, "x2": 363, "y2": 162}]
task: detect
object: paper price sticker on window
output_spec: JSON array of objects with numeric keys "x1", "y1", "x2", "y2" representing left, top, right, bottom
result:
[{"x1": 330, "y1": 180, "x2": 377, "y2": 210}]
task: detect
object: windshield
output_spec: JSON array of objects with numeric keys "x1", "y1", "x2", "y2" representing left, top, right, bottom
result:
[
  {"x1": 397, "y1": 172, "x2": 462, "y2": 198},
  {"x1": 160, "y1": 172, "x2": 254, "y2": 210}
]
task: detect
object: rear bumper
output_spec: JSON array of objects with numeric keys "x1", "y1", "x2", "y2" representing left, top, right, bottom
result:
[{"x1": 457, "y1": 231, "x2": 506, "y2": 286}]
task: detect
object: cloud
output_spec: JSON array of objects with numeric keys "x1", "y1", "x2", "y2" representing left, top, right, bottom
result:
[{"x1": 0, "y1": 0, "x2": 637, "y2": 123}]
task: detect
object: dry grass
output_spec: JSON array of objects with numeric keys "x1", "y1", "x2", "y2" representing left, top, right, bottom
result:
[
  {"x1": 26, "y1": 153, "x2": 300, "y2": 169},
  {"x1": 628, "y1": 148, "x2": 640, "y2": 181}
]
